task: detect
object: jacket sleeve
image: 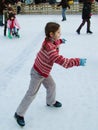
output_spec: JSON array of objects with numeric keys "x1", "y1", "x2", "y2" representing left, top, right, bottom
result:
[
  {"x1": 15, "y1": 18, "x2": 20, "y2": 29},
  {"x1": 7, "y1": 20, "x2": 11, "y2": 28},
  {"x1": 49, "y1": 48, "x2": 80, "y2": 68}
]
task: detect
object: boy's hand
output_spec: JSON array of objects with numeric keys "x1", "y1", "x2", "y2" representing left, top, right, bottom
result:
[
  {"x1": 80, "y1": 58, "x2": 87, "y2": 66},
  {"x1": 62, "y1": 38, "x2": 67, "y2": 44}
]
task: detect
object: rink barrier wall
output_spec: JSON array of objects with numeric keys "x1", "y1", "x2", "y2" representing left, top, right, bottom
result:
[{"x1": 8, "y1": 2, "x2": 98, "y2": 15}]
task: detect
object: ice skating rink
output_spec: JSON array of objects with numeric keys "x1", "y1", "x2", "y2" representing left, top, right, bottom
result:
[{"x1": 0, "y1": 14, "x2": 98, "y2": 130}]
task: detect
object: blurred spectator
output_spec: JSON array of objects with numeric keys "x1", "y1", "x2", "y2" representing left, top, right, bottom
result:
[
  {"x1": 49, "y1": 0, "x2": 56, "y2": 4},
  {"x1": 35, "y1": 0, "x2": 41, "y2": 4},
  {"x1": 0, "y1": 0, "x2": 7, "y2": 26},
  {"x1": 76, "y1": 0, "x2": 93, "y2": 34},
  {"x1": 57, "y1": 0, "x2": 70, "y2": 21},
  {"x1": 16, "y1": 0, "x2": 22, "y2": 14},
  {"x1": 4, "y1": 3, "x2": 16, "y2": 36},
  {"x1": 7, "y1": 13, "x2": 20, "y2": 39},
  {"x1": 49, "y1": 0, "x2": 56, "y2": 9}
]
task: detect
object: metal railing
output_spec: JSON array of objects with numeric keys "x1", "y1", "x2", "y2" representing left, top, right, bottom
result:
[{"x1": 13, "y1": 2, "x2": 98, "y2": 14}]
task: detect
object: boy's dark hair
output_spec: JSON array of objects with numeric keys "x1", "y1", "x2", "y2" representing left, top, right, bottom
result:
[{"x1": 45, "y1": 22, "x2": 60, "y2": 38}]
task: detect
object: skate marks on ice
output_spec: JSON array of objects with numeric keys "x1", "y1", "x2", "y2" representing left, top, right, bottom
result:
[{"x1": 0, "y1": 31, "x2": 44, "y2": 89}]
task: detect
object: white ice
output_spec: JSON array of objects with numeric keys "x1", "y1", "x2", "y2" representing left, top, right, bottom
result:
[{"x1": 0, "y1": 14, "x2": 98, "y2": 130}]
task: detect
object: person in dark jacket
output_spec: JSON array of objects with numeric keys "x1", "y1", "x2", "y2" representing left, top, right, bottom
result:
[
  {"x1": 35, "y1": 0, "x2": 41, "y2": 4},
  {"x1": 49, "y1": 0, "x2": 56, "y2": 4},
  {"x1": 76, "y1": 0, "x2": 93, "y2": 34},
  {"x1": 57, "y1": 0, "x2": 70, "y2": 21},
  {"x1": 0, "y1": 0, "x2": 7, "y2": 26}
]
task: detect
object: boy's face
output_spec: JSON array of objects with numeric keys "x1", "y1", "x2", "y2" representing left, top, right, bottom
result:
[{"x1": 50, "y1": 27, "x2": 61, "y2": 41}]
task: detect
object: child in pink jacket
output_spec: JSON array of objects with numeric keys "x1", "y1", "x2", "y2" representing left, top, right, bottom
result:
[{"x1": 7, "y1": 13, "x2": 20, "y2": 39}]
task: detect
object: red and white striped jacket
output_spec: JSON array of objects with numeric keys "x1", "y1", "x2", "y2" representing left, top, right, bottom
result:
[{"x1": 33, "y1": 38, "x2": 80, "y2": 78}]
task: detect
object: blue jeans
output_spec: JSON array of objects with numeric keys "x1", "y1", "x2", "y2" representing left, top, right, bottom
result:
[{"x1": 62, "y1": 8, "x2": 66, "y2": 20}]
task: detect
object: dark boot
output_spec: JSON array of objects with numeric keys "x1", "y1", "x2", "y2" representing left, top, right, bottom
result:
[
  {"x1": 87, "y1": 30, "x2": 93, "y2": 34},
  {"x1": 62, "y1": 19, "x2": 66, "y2": 21},
  {"x1": 14, "y1": 112, "x2": 25, "y2": 127},
  {"x1": 15, "y1": 31, "x2": 20, "y2": 38},
  {"x1": 76, "y1": 29, "x2": 80, "y2": 34},
  {"x1": 76, "y1": 20, "x2": 85, "y2": 34},
  {"x1": 87, "y1": 20, "x2": 93, "y2": 34},
  {"x1": 47, "y1": 101, "x2": 62, "y2": 107},
  {"x1": 62, "y1": 17, "x2": 66, "y2": 21}
]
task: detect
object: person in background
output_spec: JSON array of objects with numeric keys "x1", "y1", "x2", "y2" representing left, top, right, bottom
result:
[
  {"x1": 76, "y1": 0, "x2": 93, "y2": 34},
  {"x1": 25, "y1": 0, "x2": 31, "y2": 5},
  {"x1": 16, "y1": 0, "x2": 22, "y2": 14},
  {"x1": 0, "y1": 0, "x2": 7, "y2": 26},
  {"x1": 57, "y1": 0, "x2": 70, "y2": 21},
  {"x1": 49, "y1": 0, "x2": 56, "y2": 9},
  {"x1": 7, "y1": 13, "x2": 20, "y2": 39},
  {"x1": 14, "y1": 22, "x2": 86, "y2": 127},
  {"x1": 4, "y1": 3, "x2": 16, "y2": 36}
]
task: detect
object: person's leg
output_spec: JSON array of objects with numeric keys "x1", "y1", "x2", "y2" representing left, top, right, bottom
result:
[
  {"x1": 16, "y1": 68, "x2": 44, "y2": 117},
  {"x1": 42, "y1": 75, "x2": 62, "y2": 107},
  {"x1": 13, "y1": 27, "x2": 20, "y2": 37},
  {"x1": 8, "y1": 28, "x2": 12, "y2": 39},
  {"x1": 87, "y1": 19, "x2": 93, "y2": 34},
  {"x1": 15, "y1": 68, "x2": 45, "y2": 126},
  {"x1": 4, "y1": 21, "x2": 7, "y2": 36},
  {"x1": 42, "y1": 75, "x2": 56, "y2": 105},
  {"x1": 62, "y1": 8, "x2": 66, "y2": 21},
  {"x1": 17, "y1": 6, "x2": 21, "y2": 14},
  {"x1": 76, "y1": 19, "x2": 86, "y2": 34}
]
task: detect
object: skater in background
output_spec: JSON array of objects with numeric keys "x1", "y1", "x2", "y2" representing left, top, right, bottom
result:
[
  {"x1": 14, "y1": 22, "x2": 86, "y2": 127},
  {"x1": 57, "y1": 0, "x2": 70, "y2": 21},
  {"x1": 0, "y1": 0, "x2": 7, "y2": 26},
  {"x1": 7, "y1": 13, "x2": 20, "y2": 39},
  {"x1": 4, "y1": 3, "x2": 16, "y2": 36},
  {"x1": 49, "y1": 0, "x2": 56, "y2": 9},
  {"x1": 76, "y1": 0, "x2": 93, "y2": 34},
  {"x1": 16, "y1": 0, "x2": 22, "y2": 14}
]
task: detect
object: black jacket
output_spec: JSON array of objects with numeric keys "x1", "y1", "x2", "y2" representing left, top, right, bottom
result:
[
  {"x1": 49, "y1": 0, "x2": 56, "y2": 4},
  {"x1": 82, "y1": 2, "x2": 92, "y2": 19},
  {"x1": 57, "y1": 0, "x2": 70, "y2": 9},
  {"x1": 0, "y1": 1, "x2": 7, "y2": 15}
]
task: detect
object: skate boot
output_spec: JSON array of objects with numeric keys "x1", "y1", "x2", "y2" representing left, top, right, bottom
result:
[
  {"x1": 62, "y1": 18, "x2": 66, "y2": 21},
  {"x1": 8, "y1": 33, "x2": 12, "y2": 39},
  {"x1": 8, "y1": 29, "x2": 12, "y2": 39},
  {"x1": 14, "y1": 112, "x2": 25, "y2": 127},
  {"x1": 15, "y1": 29, "x2": 20, "y2": 38},
  {"x1": 47, "y1": 101, "x2": 62, "y2": 107}
]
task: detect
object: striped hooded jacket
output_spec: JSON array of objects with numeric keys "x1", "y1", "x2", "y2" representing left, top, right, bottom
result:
[{"x1": 33, "y1": 38, "x2": 80, "y2": 78}]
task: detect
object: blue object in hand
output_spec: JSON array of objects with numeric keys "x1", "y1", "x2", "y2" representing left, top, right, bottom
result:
[
  {"x1": 62, "y1": 38, "x2": 67, "y2": 43},
  {"x1": 80, "y1": 58, "x2": 87, "y2": 66}
]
